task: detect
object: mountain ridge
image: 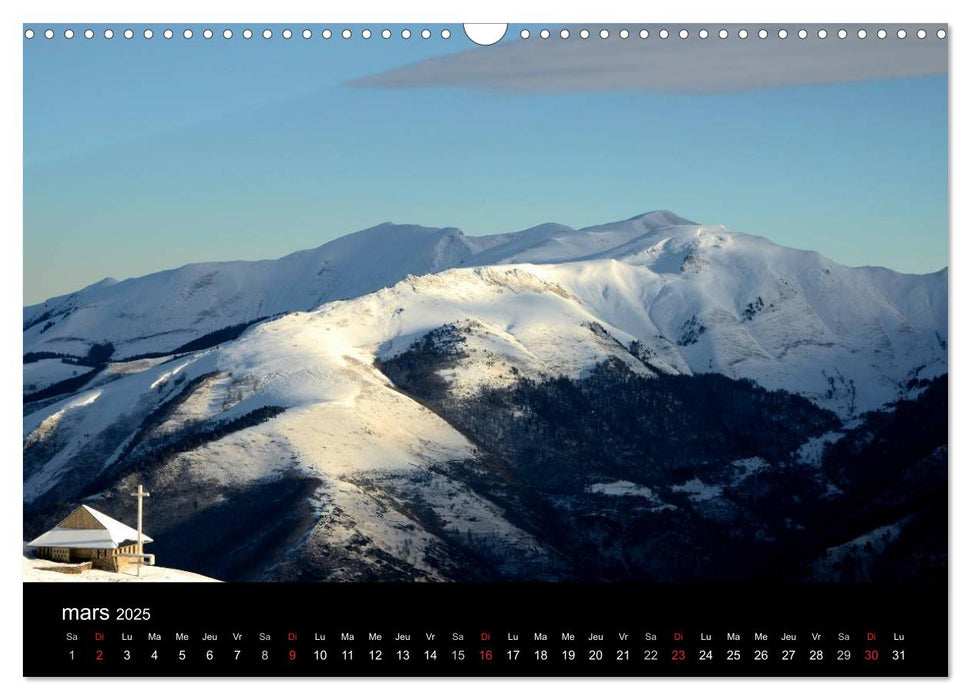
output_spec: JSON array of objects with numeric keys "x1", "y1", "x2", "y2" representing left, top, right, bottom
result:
[{"x1": 24, "y1": 210, "x2": 946, "y2": 354}]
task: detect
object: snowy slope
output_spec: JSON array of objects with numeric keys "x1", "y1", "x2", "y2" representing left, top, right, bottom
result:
[
  {"x1": 24, "y1": 285, "x2": 569, "y2": 579},
  {"x1": 23, "y1": 553, "x2": 218, "y2": 582},
  {"x1": 23, "y1": 359, "x2": 90, "y2": 394},
  {"x1": 521, "y1": 232, "x2": 946, "y2": 416},
  {"x1": 22, "y1": 266, "x2": 655, "y2": 534}
]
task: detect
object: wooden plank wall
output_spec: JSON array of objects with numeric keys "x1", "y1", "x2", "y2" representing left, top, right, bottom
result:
[{"x1": 58, "y1": 507, "x2": 101, "y2": 530}]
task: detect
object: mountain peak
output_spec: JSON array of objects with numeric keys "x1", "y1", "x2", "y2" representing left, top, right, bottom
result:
[
  {"x1": 626, "y1": 210, "x2": 697, "y2": 228},
  {"x1": 351, "y1": 222, "x2": 465, "y2": 238},
  {"x1": 583, "y1": 210, "x2": 697, "y2": 234}
]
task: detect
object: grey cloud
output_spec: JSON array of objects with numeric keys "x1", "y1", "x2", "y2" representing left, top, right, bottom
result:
[{"x1": 348, "y1": 25, "x2": 947, "y2": 94}]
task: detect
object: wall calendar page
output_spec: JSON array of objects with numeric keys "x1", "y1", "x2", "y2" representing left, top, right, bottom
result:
[{"x1": 19, "y1": 14, "x2": 950, "y2": 681}]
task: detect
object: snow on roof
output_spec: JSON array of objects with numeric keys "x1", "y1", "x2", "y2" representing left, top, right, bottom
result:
[
  {"x1": 28, "y1": 505, "x2": 153, "y2": 549},
  {"x1": 28, "y1": 528, "x2": 131, "y2": 549}
]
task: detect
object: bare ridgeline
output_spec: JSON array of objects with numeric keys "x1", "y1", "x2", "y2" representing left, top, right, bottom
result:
[{"x1": 23, "y1": 212, "x2": 947, "y2": 583}]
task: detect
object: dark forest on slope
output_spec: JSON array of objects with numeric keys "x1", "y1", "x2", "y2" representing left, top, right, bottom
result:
[{"x1": 376, "y1": 326, "x2": 946, "y2": 582}]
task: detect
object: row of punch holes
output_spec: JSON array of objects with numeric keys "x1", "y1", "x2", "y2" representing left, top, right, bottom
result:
[{"x1": 24, "y1": 26, "x2": 948, "y2": 41}]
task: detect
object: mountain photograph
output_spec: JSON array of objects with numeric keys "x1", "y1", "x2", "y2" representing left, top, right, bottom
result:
[{"x1": 23, "y1": 26, "x2": 947, "y2": 585}]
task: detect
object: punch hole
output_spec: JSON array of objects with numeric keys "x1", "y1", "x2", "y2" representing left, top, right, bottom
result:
[{"x1": 463, "y1": 24, "x2": 507, "y2": 46}]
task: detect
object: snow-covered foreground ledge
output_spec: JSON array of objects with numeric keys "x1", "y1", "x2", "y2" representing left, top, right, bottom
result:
[{"x1": 22, "y1": 553, "x2": 219, "y2": 583}]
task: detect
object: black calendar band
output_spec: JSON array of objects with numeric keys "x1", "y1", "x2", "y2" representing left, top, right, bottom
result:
[{"x1": 23, "y1": 581, "x2": 947, "y2": 677}]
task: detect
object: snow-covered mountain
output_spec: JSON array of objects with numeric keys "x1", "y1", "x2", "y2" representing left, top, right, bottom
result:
[
  {"x1": 24, "y1": 223, "x2": 484, "y2": 359},
  {"x1": 23, "y1": 210, "x2": 948, "y2": 583},
  {"x1": 25, "y1": 210, "x2": 946, "y2": 416}
]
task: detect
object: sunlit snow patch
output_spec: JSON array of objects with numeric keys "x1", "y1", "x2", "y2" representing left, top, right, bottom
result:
[
  {"x1": 586, "y1": 480, "x2": 657, "y2": 499},
  {"x1": 795, "y1": 431, "x2": 845, "y2": 466},
  {"x1": 671, "y1": 477, "x2": 724, "y2": 502}
]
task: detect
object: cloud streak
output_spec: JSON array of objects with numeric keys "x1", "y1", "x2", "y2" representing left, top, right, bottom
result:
[{"x1": 348, "y1": 25, "x2": 947, "y2": 94}]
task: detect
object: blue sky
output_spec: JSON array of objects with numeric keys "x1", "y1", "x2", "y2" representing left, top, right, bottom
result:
[{"x1": 24, "y1": 25, "x2": 947, "y2": 304}]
